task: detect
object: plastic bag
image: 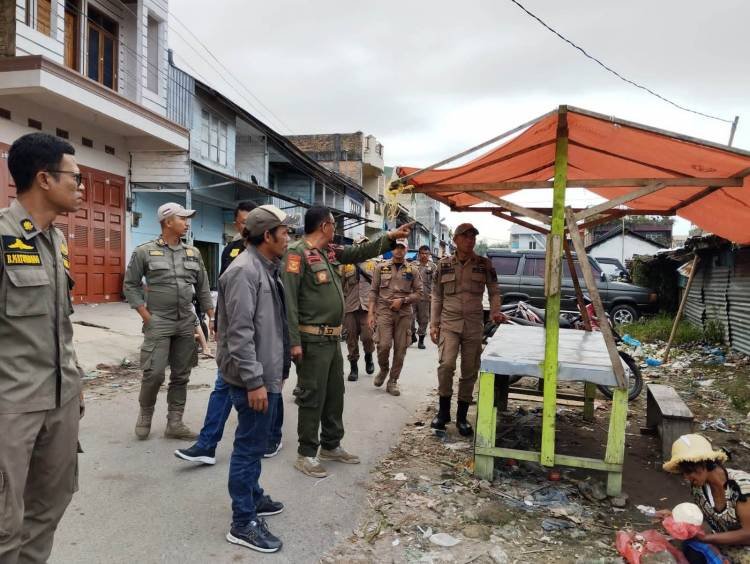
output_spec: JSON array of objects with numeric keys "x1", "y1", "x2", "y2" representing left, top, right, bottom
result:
[
  {"x1": 662, "y1": 516, "x2": 703, "y2": 540},
  {"x1": 615, "y1": 530, "x2": 689, "y2": 564}
]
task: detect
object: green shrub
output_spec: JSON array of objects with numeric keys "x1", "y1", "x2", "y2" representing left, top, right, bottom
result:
[{"x1": 622, "y1": 313, "x2": 703, "y2": 344}]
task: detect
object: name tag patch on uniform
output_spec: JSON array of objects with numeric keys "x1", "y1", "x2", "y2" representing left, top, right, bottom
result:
[
  {"x1": 149, "y1": 250, "x2": 164, "y2": 256},
  {"x1": 229, "y1": 248, "x2": 240, "y2": 258},
  {"x1": 286, "y1": 254, "x2": 301, "y2": 274},
  {"x1": 2, "y1": 236, "x2": 41, "y2": 266}
]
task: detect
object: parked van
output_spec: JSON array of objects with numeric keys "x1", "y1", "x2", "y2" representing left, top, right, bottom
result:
[{"x1": 484, "y1": 250, "x2": 657, "y2": 324}]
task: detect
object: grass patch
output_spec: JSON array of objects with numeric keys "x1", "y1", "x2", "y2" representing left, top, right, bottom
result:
[
  {"x1": 621, "y1": 313, "x2": 706, "y2": 345},
  {"x1": 719, "y1": 371, "x2": 750, "y2": 413}
]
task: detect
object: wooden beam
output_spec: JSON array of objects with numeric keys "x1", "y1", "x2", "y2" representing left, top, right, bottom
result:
[
  {"x1": 668, "y1": 186, "x2": 722, "y2": 213},
  {"x1": 491, "y1": 211, "x2": 550, "y2": 234},
  {"x1": 540, "y1": 107, "x2": 568, "y2": 467},
  {"x1": 394, "y1": 111, "x2": 555, "y2": 186},
  {"x1": 663, "y1": 255, "x2": 700, "y2": 362},
  {"x1": 565, "y1": 207, "x2": 627, "y2": 388},
  {"x1": 414, "y1": 176, "x2": 743, "y2": 194},
  {"x1": 474, "y1": 372, "x2": 497, "y2": 480},
  {"x1": 473, "y1": 192, "x2": 551, "y2": 225},
  {"x1": 574, "y1": 182, "x2": 667, "y2": 221},
  {"x1": 564, "y1": 238, "x2": 591, "y2": 331}
]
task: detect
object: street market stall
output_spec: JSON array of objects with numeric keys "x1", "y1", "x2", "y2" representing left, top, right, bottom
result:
[{"x1": 394, "y1": 106, "x2": 750, "y2": 495}]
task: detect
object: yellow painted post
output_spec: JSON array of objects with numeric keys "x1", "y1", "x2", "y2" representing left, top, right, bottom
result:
[
  {"x1": 474, "y1": 371, "x2": 496, "y2": 480},
  {"x1": 604, "y1": 387, "x2": 628, "y2": 495},
  {"x1": 583, "y1": 382, "x2": 596, "y2": 421},
  {"x1": 540, "y1": 106, "x2": 568, "y2": 467}
]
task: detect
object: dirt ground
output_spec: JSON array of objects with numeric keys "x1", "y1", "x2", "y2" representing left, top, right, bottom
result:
[{"x1": 322, "y1": 341, "x2": 750, "y2": 564}]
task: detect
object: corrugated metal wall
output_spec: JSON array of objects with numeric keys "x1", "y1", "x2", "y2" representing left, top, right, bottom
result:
[
  {"x1": 168, "y1": 62, "x2": 194, "y2": 129},
  {"x1": 685, "y1": 247, "x2": 750, "y2": 355},
  {"x1": 728, "y1": 248, "x2": 750, "y2": 355}
]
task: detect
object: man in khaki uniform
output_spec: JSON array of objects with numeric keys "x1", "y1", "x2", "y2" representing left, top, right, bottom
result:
[
  {"x1": 430, "y1": 223, "x2": 502, "y2": 436},
  {"x1": 123, "y1": 202, "x2": 214, "y2": 440},
  {"x1": 0, "y1": 133, "x2": 85, "y2": 562},
  {"x1": 342, "y1": 236, "x2": 376, "y2": 382},
  {"x1": 411, "y1": 245, "x2": 436, "y2": 349},
  {"x1": 368, "y1": 239, "x2": 423, "y2": 396}
]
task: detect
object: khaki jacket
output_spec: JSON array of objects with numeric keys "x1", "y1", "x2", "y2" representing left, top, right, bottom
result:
[
  {"x1": 123, "y1": 237, "x2": 213, "y2": 321},
  {"x1": 342, "y1": 259, "x2": 376, "y2": 313},
  {"x1": 369, "y1": 259, "x2": 423, "y2": 317},
  {"x1": 0, "y1": 200, "x2": 81, "y2": 413},
  {"x1": 431, "y1": 254, "x2": 501, "y2": 333},
  {"x1": 416, "y1": 260, "x2": 437, "y2": 301}
]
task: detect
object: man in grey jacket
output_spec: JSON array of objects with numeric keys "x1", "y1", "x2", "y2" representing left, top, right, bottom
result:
[{"x1": 216, "y1": 204, "x2": 293, "y2": 554}]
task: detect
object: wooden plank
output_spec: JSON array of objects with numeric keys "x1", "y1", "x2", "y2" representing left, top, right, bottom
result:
[
  {"x1": 563, "y1": 237, "x2": 591, "y2": 331},
  {"x1": 413, "y1": 177, "x2": 743, "y2": 193},
  {"x1": 647, "y1": 384, "x2": 694, "y2": 419},
  {"x1": 394, "y1": 111, "x2": 555, "y2": 186},
  {"x1": 540, "y1": 107, "x2": 568, "y2": 467},
  {"x1": 507, "y1": 392, "x2": 583, "y2": 407},
  {"x1": 663, "y1": 256, "x2": 699, "y2": 362},
  {"x1": 473, "y1": 192, "x2": 551, "y2": 225},
  {"x1": 604, "y1": 387, "x2": 628, "y2": 496},
  {"x1": 474, "y1": 371, "x2": 496, "y2": 480},
  {"x1": 473, "y1": 446, "x2": 623, "y2": 472},
  {"x1": 583, "y1": 382, "x2": 597, "y2": 421},
  {"x1": 492, "y1": 211, "x2": 550, "y2": 234},
  {"x1": 574, "y1": 182, "x2": 667, "y2": 221},
  {"x1": 668, "y1": 187, "x2": 722, "y2": 213},
  {"x1": 565, "y1": 207, "x2": 627, "y2": 388}
]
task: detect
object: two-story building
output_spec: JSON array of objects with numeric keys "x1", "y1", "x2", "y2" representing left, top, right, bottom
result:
[
  {"x1": 510, "y1": 223, "x2": 547, "y2": 250},
  {"x1": 288, "y1": 132, "x2": 382, "y2": 240},
  {"x1": 0, "y1": 0, "x2": 189, "y2": 303}
]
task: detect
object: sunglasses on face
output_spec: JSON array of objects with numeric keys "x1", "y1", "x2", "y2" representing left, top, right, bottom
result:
[{"x1": 47, "y1": 170, "x2": 83, "y2": 186}]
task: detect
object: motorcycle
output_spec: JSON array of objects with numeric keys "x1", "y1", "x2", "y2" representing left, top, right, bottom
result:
[{"x1": 483, "y1": 297, "x2": 643, "y2": 401}]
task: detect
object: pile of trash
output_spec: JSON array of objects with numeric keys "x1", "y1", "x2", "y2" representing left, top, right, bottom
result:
[{"x1": 323, "y1": 399, "x2": 650, "y2": 564}]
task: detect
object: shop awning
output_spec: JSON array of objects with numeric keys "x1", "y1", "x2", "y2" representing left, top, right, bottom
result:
[{"x1": 397, "y1": 106, "x2": 750, "y2": 244}]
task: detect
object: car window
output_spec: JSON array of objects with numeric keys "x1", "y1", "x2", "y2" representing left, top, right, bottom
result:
[
  {"x1": 491, "y1": 256, "x2": 520, "y2": 275},
  {"x1": 522, "y1": 257, "x2": 545, "y2": 277},
  {"x1": 562, "y1": 260, "x2": 584, "y2": 279}
]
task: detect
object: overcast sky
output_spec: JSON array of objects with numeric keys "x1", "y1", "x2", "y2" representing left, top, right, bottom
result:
[{"x1": 169, "y1": 0, "x2": 749, "y2": 243}]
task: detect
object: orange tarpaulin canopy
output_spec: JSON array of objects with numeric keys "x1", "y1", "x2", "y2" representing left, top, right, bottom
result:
[{"x1": 397, "y1": 107, "x2": 750, "y2": 244}]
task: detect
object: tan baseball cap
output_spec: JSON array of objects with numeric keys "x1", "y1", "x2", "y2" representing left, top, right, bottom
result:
[
  {"x1": 394, "y1": 238, "x2": 408, "y2": 248},
  {"x1": 454, "y1": 223, "x2": 479, "y2": 237},
  {"x1": 157, "y1": 202, "x2": 196, "y2": 221},
  {"x1": 245, "y1": 204, "x2": 294, "y2": 238}
]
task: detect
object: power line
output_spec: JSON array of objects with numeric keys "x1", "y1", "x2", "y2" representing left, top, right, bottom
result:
[
  {"x1": 169, "y1": 12, "x2": 296, "y2": 135},
  {"x1": 507, "y1": 0, "x2": 734, "y2": 124}
]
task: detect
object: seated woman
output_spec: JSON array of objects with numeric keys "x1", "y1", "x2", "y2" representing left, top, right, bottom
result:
[{"x1": 662, "y1": 434, "x2": 750, "y2": 563}]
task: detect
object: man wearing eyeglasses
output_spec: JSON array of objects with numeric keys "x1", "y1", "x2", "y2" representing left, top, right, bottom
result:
[
  {"x1": 0, "y1": 132, "x2": 86, "y2": 562},
  {"x1": 123, "y1": 202, "x2": 214, "y2": 441},
  {"x1": 282, "y1": 206, "x2": 413, "y2": 478}
]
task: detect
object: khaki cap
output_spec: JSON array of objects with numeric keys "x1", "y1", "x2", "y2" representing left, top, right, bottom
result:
[
  {"x1": 454, "y1": 223, "x2": 479, "y2": 237},
  {"x1": 245, "y1": 204, "x2": 294, "y2": 238},
  {"x1": 662, "y1": 434, "x2": 727, "y2": 473},
  {"x1": 157, "y1": 202, "x2": 196, "y2": 221},
  {"x1": 394, "y1": 238, "x2": 408, "y2": 248}
]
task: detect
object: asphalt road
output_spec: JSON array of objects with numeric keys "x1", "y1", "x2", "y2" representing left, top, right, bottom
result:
[{"x1": 51, "y1": 341, "x2": 438, "y2": 564}]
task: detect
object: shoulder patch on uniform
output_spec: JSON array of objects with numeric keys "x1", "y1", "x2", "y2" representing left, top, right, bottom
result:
[
  {"x1": 286, "y1": 254, "x2": 301, "y2": 274},
  {"x1": 185, "y1": 248, "x2": 194, "y2": 257},
  {"x1": 229, "y1": 248, "x2": 240, "y2": 258},
  {"x1": 303, "y1": 249, "x2": 322, "y2": 265},
  {"x1": 149, "y1": 250, "x2": 164, "y2": 256},
  {"x1": 156, "y1": 238, "x2": 167, "y2": 246},
  {"x1": 2, "y1": 235, "x2": 41, "y2": 266}
]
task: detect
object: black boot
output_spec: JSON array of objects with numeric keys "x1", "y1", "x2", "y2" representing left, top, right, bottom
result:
[
  {"x1": 418, "y1": 336, "x2": 425, "y2": 349},
  {"x1": 456, "y1": 401, "x2": 473, "y2": 437},
  {"x1": 430, "y1": 396, "x2": 452, "y2": 431},
  {"x1": 347, "y1": 360, "x2": 358, "y2": 382},
  {"x1": 364, "y1": 353, "x2": 375, "y2": 375},
  {"x1": 411, "y1": 333, "x2": 418, "y2": 345}
]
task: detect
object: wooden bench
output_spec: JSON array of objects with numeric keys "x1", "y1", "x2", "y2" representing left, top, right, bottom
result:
[{"x1": 646, "y1": 384, "x2": 694, "y2": 460}]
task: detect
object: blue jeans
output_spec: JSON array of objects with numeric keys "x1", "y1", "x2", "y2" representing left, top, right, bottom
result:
[
  {"x1": 196, "y1": 372, "x2": 285, "y2": 452},
  {"x1": 195, "y1": 371, "x2": 233, "y2": 451},
  {"x1": 228, "y1": 386, "x2": 279, "y2": 526}
]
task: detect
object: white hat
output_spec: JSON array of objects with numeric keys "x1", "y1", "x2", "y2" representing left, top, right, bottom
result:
[
  {"x1": 157, "y1": 202, "x2": 196, "y2": 221},
  {"x1": 663, "y1": 434, "x2": 727, "y2": 473}
]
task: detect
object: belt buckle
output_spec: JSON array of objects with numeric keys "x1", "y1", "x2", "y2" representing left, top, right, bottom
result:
[{"x1": 322, "y1": 326, "x2": 334, "y2": 336}]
